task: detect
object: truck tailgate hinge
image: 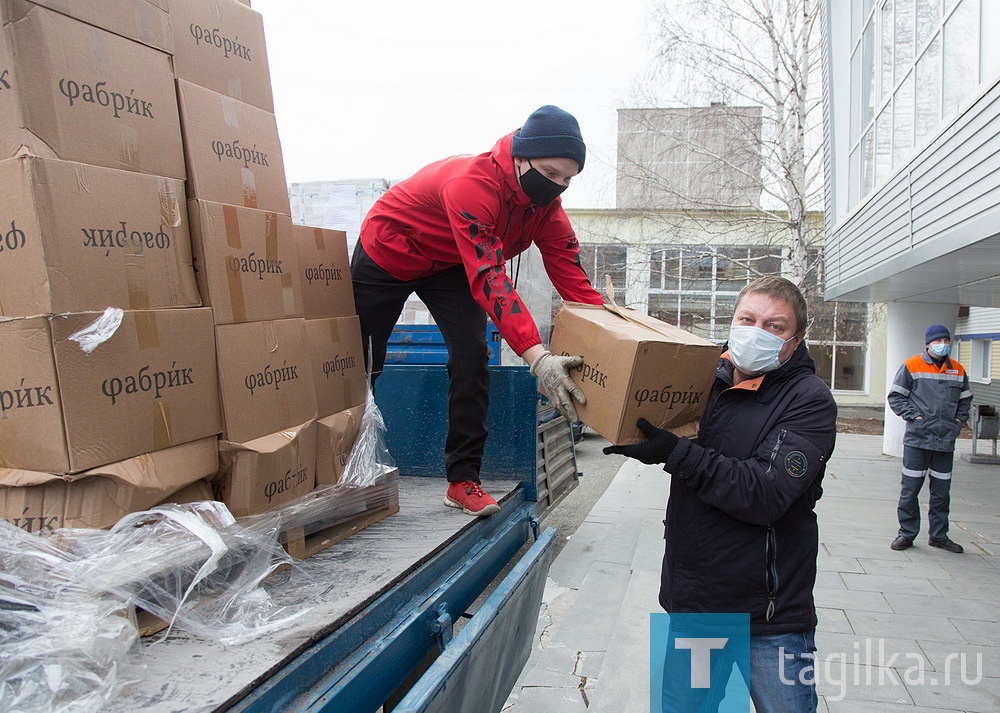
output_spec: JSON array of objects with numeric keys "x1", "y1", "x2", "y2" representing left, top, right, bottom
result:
[{"x1": 432, "y1": 603, "x2": 453, "y2": 652}]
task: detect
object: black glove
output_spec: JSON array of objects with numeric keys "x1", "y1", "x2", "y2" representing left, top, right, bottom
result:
[{"x1": 602, "y1": 418, "x2": 680, "y2": 465}]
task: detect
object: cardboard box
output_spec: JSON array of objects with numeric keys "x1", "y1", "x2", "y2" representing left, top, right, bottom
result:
[
  {"x1": 0, "y1": 3, "x2": 185, "y2": 178},
  {"x1": 1, "y1": 0, "x2": 172, "y2": 52},
  {"x1": 188, "y1": 200, "x2": 302, "y2": 324},
  {"x1": 315, "y1": 404, "x2": 364, "y2": 487},
  {"x1": 549, "y1": 303, "x2": 721, "y2": 445},
  {"x1": 0, "y1": 308, "x2": 221, "y2": 473},
  {"x1": 176, "y1": 79, "x2": 290, "y2": 213},
  {"x1": 157, "y1": 477, "x2": 216, "y2": 506},
  {"x1": 0, "y1": 156, "x2": 199, "y2": 317},
  {"x1": 305, "y1": 316, "x2": 366, "y2": 419},
  {"x1": 214, "y1": 318, "x2": 317, "y2": 443},
  {"x1": 168, "y1": 0, "x2": 274, "y2": 112},
  {"x1": 293, "y1": 224, "x2": 356, "y2": 319},
  {"x1": 0, "y1": 436, "x2": 219, "y2": 531},
  {"x1": 216, "y1": 418, "x2": 316, "y2": 517}
]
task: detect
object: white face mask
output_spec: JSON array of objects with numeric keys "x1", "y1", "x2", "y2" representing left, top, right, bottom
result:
[{"x1": 727, "y1": 326, "x2": 796, "y2": 375}]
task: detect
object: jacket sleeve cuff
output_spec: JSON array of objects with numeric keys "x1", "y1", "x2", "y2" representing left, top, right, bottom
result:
[{"x1": 663, "y1": 437, "x2": 691, "y2": 477}]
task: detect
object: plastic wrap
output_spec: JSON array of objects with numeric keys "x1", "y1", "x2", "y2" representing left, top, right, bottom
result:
[
  {"x1": 0, "y1": 521, "x2": 139, "y2": 713},
  {"x1": 0, "y1": 501, "x2": 309, "y2": 712},
  {"x1": 66, "y1": 306, "x2": 124, "y2": 353},
  {"x1": 234, "y1": 360, "x2": 398, "y2": 548},
  {"x1": 68, "y1": 501, "x2": 308, "y2": 646},
  {"x1": 340, "y1": 355, "x2": 395, "y2": 488},
  {"x1": 246, "y1": 470, "x2": 398, "y2": 547}
]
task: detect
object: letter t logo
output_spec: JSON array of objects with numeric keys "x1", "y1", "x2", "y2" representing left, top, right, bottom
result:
[{"x1": 675, "y1": 637, "x2": 728, "y2": 688}]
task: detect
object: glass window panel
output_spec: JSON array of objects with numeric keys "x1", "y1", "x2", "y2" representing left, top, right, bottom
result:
[
  {"x1": 648, "y1": 293, "x2": 679, "y2": 326},
  {"x1": 881, "y1": 0, "x2": 894, "y2": 99},
  {"x1": 894, "y1": 0, "x2": 915, "y2": 83},
  {"x1": 853, "y1": 0, "x2": 864, "y2": 38},
  {"x1": 678, "y1": 294, "x2": 713, "y2": 339},
  {"x1": 834, "y1": 345, "x2": 867, "y2": 390},
  {"x1": 893, "y1": 70, "x2": 914, "y2": 164},
  {"x1": 849, "y1": 145, "x2": 861, "y2": 206},
  {"x1": 594, "y1": 245, "x2": 627, "y2": 289},
  {"x1": 810, "y1": 298, "x2": 838, "y2": 343},
  {"x1": 714, "y1": 295, "x2": 737, "y2": 343},
  {"x1": 970, "y1": 339, "x2": 992, "y2": 380},
  {"x1": 579, "y1": 245, "x2": 595, "y2": 278},
  {"x1": 861, "y1": 125, "x2": 876, "y2": 197},
  {"x1": 746, "y1": 246, "x2": 782, "y2": 279},
  {"x1": 716, "y1": 246, "x2": 750, "y2": 292},
  {"x1": 810, "y1": 344, "x2": 834, "y2": 388},
  {"x1": 680, "y1": 249, "x2": 714, "y2": 292},
  {"x1": 916, "y1": 0, "x2": 940, "y2": 49},
  {"x1": 803, "y1": 247, "x2": 823, "y2": 291},
  {"x1": 943, "y1": 0, "x2": 978, "y2": 116},
  {"x1": 850, "y1": 47, "x2": 862, "y2": 145},
  {"x1": 984, "y1": 0, "x2": 1000, "y2": 82},
  {"x1": 875, "y1": 103, "x2": 893, "y2": 183},
  {"x1": 660, "y1": 249, "x2": 681, "y2": 290},
  {"x1": 838, "y1": 302, "x2": 870, "y2": 341},
  {"x1": 861, "y1": 18, "x2": 877, "y2": 131},
  {"x1": 915, "y1": 34, "x2": 941, "y2": 144},
  {"x1": 650, "y1": 250, "x2": 664, "y2": 290}
]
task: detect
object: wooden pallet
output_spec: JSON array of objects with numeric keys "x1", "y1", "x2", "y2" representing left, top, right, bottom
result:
[
  {"x1": 283, "y1": 493, "x2": 399, "y2": 560},
  {"x1": 136, "y1": 472, "x2": 400, "y2": 637},
  {"x1": 278, "y1": 469, "x2": 400, "y2": 560}
]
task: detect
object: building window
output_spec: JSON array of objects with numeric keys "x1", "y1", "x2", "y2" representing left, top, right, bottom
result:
[
  {"x1": 849, "y1": 0, "x2": 989, "y2": 208},
  {"x1": 809, "y1": 300, "x2": 870, "y2": 391},
  {"x1": 578, "y1": 244, "x2": 627, "y2": 295},
  {"x1": 648, "y1": 245, "x2": 781, "y2": 342},
  {"x1": 969, "y1": 338, "x2": 992, "y2": 382}
]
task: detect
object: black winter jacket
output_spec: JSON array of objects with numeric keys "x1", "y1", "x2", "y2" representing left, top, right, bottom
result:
[{"x1": 660, "y1": 343, "x2": 837, "y2": 635}]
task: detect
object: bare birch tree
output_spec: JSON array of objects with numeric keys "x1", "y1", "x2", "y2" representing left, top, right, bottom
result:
[{"x1": 624, "y1": 0, "x2": 823, "y2": 292}]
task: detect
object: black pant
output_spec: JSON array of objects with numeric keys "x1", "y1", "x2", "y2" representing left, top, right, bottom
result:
[{"x1": 351, "y1": 241, "x2": 490, "y2": 483}]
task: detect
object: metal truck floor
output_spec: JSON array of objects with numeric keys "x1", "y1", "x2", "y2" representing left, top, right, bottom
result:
[{"x1": 106, "y1": 476, "x2": 520, "y2": 713}]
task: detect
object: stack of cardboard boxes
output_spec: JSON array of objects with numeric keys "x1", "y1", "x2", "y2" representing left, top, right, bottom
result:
[
  {"x1": 0, "y1": 0, "x2": 368, "y2": 530},
  {"x1": 0, "y1": 0, "x2": 222, "y2": 530}
]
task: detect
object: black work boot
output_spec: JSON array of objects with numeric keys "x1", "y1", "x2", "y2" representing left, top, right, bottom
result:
[
  {"x1": 890, "y1": 536, "x2": 913, "y2": 551},
  {"x1": 928, "y1": 537, "x2": 964, "y2": 554}
]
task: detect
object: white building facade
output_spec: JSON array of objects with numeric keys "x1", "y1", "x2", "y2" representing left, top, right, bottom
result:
[{"x1": 822, "y1": 0, "x2": 1000, "y2": 454}]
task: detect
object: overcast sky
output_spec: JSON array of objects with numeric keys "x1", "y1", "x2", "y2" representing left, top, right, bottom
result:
[{"x1": 251, "y1": 0, "x2": 658, "y2": 209}]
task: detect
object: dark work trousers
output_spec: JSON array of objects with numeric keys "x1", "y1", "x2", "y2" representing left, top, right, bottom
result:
[
  {"x1": 350, "y1": 241, "x2": 490, "y2": 483},
  {"x1": 896, "y1": 445, "x2": 954, "y2": 542}
]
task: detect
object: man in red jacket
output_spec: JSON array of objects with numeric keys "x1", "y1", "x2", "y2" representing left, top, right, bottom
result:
[{"x1": 351, "y1": 105, "x2": 604, "y2": 516}]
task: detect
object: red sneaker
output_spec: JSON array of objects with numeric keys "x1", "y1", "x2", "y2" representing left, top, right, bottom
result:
[{"x1": 444, "y1": 481, "x2": 500, "y2": 517}]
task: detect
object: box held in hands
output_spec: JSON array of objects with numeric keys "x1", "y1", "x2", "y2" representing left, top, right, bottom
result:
[{"x1": 549, "y1": 302, "x2": 720, "y2": 445}]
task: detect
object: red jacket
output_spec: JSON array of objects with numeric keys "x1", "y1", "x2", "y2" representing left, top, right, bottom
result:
[{"x1": 359, "y1": 131, "x2": 603, "y2": 355}]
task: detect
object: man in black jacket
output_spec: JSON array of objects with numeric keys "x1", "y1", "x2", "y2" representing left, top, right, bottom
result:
[{"x1": 606, "y1": 276, "x2": 837, "y2": 712}]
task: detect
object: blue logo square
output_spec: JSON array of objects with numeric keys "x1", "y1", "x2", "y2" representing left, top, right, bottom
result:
[{"x1": 650, "y1": 613, "x2": 750, "y2": 712}]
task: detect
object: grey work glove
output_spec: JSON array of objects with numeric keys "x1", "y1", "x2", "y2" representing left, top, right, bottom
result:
[{"x1": 530, "y1": 350, "x2": 586, "y2": 424}]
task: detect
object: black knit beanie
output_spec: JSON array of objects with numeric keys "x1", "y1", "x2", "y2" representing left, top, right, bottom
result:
[{"x1": 511, "y1": 105, "x2": 586, "y2": 172}]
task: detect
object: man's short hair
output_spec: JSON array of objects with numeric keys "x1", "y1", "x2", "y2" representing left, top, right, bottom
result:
[{"x1": 735, "y1": 276, "x2": 808, "y2": 335}]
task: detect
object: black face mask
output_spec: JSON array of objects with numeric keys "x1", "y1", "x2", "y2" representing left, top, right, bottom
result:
[{"x1": 518, "y1": 160, "x2": 568, "y2": 206}]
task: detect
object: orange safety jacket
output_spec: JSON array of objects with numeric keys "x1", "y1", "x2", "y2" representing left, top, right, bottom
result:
[{"x1": 888, "y1": 350, "x2": 972, "y2": 451}]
